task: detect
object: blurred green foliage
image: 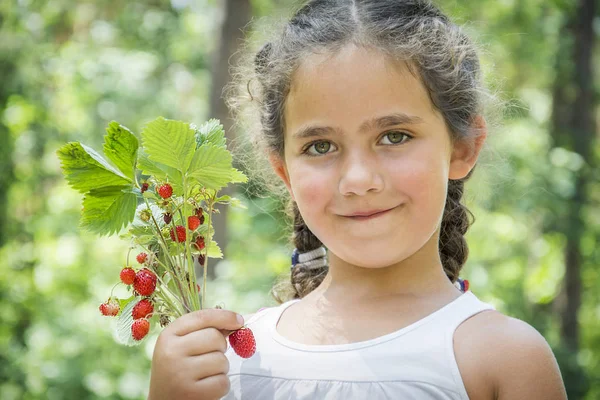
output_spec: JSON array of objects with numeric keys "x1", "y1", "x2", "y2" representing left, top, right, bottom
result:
[{"x1": 0, "y1": 0, "x2": 598, "y2": 399}]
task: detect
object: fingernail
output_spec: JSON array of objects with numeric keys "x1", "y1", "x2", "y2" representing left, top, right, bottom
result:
[{"x1": 237, "y1": 314, "x2": 244, "y2": 326}]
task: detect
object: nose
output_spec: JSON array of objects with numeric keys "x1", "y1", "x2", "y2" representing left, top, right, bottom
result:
[{"x1": 338, "y1": 151, "x2": 384, "y2": 196}]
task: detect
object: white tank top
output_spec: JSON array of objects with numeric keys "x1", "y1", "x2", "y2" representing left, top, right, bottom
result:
[{"x1": 223, "y1": 291, "x2": 495, "y2": 400}]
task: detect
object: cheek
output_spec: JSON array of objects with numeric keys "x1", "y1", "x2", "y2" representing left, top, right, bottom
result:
[
  {"x1": 390, "y1": 152, "x2": 449, "y2": 216},
  {"x1": 289, "y1": 164, "x2": 332, "y2": 209}
]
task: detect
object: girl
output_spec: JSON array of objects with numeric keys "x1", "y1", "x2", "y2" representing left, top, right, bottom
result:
[{"x1": 148, "y1": 1, "x2": 567, "y2": 399}]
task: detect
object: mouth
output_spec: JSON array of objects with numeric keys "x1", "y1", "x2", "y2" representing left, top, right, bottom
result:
[{"x1": 343, "y1": 206, "x2": 397, "y2": 221}]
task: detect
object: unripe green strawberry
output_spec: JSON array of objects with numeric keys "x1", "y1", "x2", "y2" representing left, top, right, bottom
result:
[
  {"x1": 132, "y1": 299, "x2": 154, "y2": 320},
  {"x1": 157, "y1": 183, "x2": 173, "y2": 199},
  {"x1": 136, "y1": 252, "x2": 147, "y2": 264},
  {"x1": 188, "y1": 216, "x2": 201, "y2": 231},
  {"x1": 99, "y1": 299, "x2": 120, "y2": 316},
  {"x1": 228, "y1": 327, "x2": 256, "y2": 358},
  {"x1": 170, "y1": 225, "x2": 186, "y2": 242},
  {"x1": 120, "y1": 267, "x2": 136, "y2": 285},
  {"x1": 139, "y1": 209, "x2": 151, "y2": 222},
  {"x1": 131, "y1": 319, "x2": 150, "y2": 341},
  {"x1": 133, "y1": 268, "x2": 157, "y2": 296}
]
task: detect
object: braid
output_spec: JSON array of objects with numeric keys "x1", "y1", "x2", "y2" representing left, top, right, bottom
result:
[
  {"x1": 439, "y1": 174, "x2": 475, "y2": 283},
  {"x1": 289, "y1": 201, "x2": 328, "y2": 298},
  {"x1": 270, "y1": 199, "x2": 328, "y2": 303}
]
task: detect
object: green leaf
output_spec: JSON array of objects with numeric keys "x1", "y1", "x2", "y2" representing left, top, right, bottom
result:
[
  {"x1": 80, "y1": 186, "x2": 137, "y2": 236},
  {"x1": 141, "y1": 117, "x2": 195, "y2": 174},
  {"x1": 137, "y1": 151, "x2": 184, "y2": 195},
  {"x1": 137, "y1": 150, "x2": 167, "y2": 180},
  {"x1": 187, "y1": 144, "x2": 233, "y2": 190},
  {"x1": 57, "y1": 142, "x2": 131, "y2": 193},
  {"x1": 206, "y1": 239, "x2": 223, "y2": 259},
  {"x1": 118, "y1": 296, "x2": 136, "y2": 312},
  {"x1": 194, "y1": 119, "x2": 226, "y2": 149},
  {"x1": 116, "y1": 300, "x2": 142, "y2": 346},
  {"x1": 103, "y1": 121, "x2": 139, "y2": 181},
  {"x1": 229, "y1": 197, "x2": 247, "y2": 209},
  {"x1": 230, "y1": 168, "x2": 248, "y2": 183},
  {"x1": 214, "y1": 195, "x2": 246, "y2": 209}
]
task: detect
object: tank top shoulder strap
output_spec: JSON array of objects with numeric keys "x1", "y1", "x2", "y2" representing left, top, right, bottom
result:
[
  {"x1": 244, "y1": 298, "x2": 301, "y2": 329},
  {"x1": 436, "y1": 291, "x2": 496, "y2": 333}
]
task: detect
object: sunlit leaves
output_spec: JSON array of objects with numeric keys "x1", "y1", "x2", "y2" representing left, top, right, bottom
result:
[{"x1": 141, "y1": 117, "x2": 195, "y2": 174}]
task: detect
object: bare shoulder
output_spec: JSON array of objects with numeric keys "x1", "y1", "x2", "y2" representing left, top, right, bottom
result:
[{"x1": 454, "y1": 309, "x2": 567, "y2": 400}]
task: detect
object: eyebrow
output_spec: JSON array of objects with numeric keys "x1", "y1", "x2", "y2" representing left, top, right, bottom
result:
[{"x1": 291, "y1": 112, "x2": 424, "y2": 140}]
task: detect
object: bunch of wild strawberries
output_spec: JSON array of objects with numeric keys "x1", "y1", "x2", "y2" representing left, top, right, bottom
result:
[
  {"x1": 97, "y1": 182, "x2": 207, "y2": 341},
  {"x1": 98, "y1": 181, "x2": 256, "y2": 357}
]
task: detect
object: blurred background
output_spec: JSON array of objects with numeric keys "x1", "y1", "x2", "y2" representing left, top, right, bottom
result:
[{"x1": 0, "y1": 0, "x2": 598, "y2": 399}]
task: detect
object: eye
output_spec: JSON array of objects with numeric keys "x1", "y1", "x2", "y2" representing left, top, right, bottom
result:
[
  {"x1": 303, "y1": 140, "x2": 336, "y2": 156},
  {"x1": 380, "y1": 131, "x2": 412, "y2": 145}
]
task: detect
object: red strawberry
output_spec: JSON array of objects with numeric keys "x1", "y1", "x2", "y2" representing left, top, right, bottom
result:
[
  {"x1": 132, "y1": 319, "x2": 150, "y2": 341},
  {"x1": 157, "y1": 183, "x2": 173, "y2": 199},
  {"x1": 196, "y1": 254, "x2": 206, "y2": 266},
  {"x1": 188, "y1": 216, "x2": 201, "y2": 231},
  {"x1": 132, "y1": 299, "x2": 154, "y2": 319},
  {"x1": 133, "y1": 268, "x2": 157, "y2": 296},
  {"x1": 228, "y1": 327, "x2": 256, "y2": 358},
  {"x1": 120, "y1": 267, "x2": 136, "y2": 285},
  {"x1": 136, "y1": 252, "x2": 147, "y2": 264},
  {"x1": 163, "y1": 212, "x2": 172, "y2": 224},
  {"x1": 196, "y1": 236, "x2": 205, "y2": 250},
  {"x1": 195, "y1": 207, "x2": 203, "y2": 217},
  {"x1": 99, "y1": 299, "x2": 120, "y2": 316},
  {"x1": 170, "y1": 225, "x2": 186, "y2": 242},
  {"x1": 140, "y1": 182, "x2": 149, "y2": 193}
]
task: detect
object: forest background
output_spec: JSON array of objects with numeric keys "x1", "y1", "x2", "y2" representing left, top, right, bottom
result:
[{"x1": 0, "y1": 0, "x2": 598, "y2": 399}]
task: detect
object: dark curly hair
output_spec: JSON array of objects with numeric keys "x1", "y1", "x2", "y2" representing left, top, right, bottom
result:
[{"x1": 225, "y1": 0, "x2": 490, "y2": 303}]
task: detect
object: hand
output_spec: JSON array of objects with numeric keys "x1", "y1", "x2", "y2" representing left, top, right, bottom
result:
[{"x1": 148, "y1": 308, "x2": 244, "y2": 400}]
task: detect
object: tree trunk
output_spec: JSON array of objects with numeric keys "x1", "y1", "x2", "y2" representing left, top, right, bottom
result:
[
  {"x1": 205, "y1": 0, "x2": 252, "y2": 281},
  {"x1": 559, "y1": 0, "x2": 595, "y2": 354},
  {"x1": 548, "y1": 2, "x2": 595, "y2": 397}
]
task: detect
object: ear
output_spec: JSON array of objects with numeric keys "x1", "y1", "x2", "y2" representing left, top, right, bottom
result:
[
  {"x1": 448, "y1": 115, "x2": 487, "y2": 180},
  {"x1": 268, "y1": 153, "x2": 295, "y2": 201}
]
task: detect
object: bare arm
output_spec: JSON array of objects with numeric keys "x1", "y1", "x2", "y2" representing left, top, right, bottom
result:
[
  {"x1": 455, "y1": 310, "x2": 567, "y2": 400},
  {"x1": 492, "y1": 317, "x2": 567, "y2": 400}
]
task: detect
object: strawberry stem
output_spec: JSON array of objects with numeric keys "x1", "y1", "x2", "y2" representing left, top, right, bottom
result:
[
  {"x1": 182, "y1": 175, "x2": 200, "y2": 312},
  {"x1": 201, "y1": 193, "x2": 216, "y2": 310},
  {"x1": 143, "y1": 197, "x2": 191, "y2": 313}
]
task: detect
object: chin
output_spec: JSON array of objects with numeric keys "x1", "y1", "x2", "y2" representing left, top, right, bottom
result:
[{"x1": 334, "y1": 251, "x2": 406, "y2": 270}]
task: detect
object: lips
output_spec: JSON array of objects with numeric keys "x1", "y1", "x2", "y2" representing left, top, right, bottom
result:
[
  {"x1": 342, "y1": 206, "x2": 397, "y2": 219},
  {"x1": 346, "y1": 209, "x2": 391, "y2": 217}
]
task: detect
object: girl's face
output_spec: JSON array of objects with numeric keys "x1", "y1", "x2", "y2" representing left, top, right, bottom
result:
[{"x1": 271, "y1": 44, "x2": 482, "y2": 269}]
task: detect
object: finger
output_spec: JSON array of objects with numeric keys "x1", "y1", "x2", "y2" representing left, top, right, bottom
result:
[
  {"x1": 184, "y1": 351, "x2": 230, "y2": 381},
  {"x1": 179, "y1": 327, "x2": 228, "y2": 355},
  {"x1": 170, "y1": 309, "x2": 244, "y2": 337},
  {"x1": 192, "y1": 373, "x2": 231, "y2": 400}
]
